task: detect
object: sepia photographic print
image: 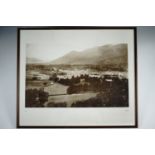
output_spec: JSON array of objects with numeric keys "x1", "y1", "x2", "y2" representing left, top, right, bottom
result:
[{"x1": 17, "y1": 27, "x2": 137, "y2": 128}]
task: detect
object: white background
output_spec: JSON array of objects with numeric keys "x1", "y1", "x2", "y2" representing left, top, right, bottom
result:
[{"x1": 0, "y1": 0, "x2": 155, "y2": 155}]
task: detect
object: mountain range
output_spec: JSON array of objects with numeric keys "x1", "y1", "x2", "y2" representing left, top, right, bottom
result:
[
  {"x1": 27, "y1": 43, "x2": 128, "y2": 70},
  {"x1": 50, "y1": 43, "x2": 128, "y2": 70}
]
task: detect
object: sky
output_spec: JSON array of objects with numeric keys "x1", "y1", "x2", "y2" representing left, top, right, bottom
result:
[{"x1": 24, "y1": 29, "x2": 133, "y2": 62}]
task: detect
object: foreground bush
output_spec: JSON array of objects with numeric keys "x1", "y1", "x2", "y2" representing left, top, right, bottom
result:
[{"x1": 26, "y1": 89, "x2": 49, "y2": 107}]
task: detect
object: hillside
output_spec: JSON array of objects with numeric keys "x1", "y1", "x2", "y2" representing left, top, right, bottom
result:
[{"x1": 50, "y1": 43, "x2": 128, "y2": 70}]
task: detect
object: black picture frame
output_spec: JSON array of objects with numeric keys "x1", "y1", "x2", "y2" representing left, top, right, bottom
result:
[{"x1": 17, "y1": 26, "x2": 138, "y2": 128}]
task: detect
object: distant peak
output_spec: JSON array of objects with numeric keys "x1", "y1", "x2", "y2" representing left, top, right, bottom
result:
[
  {"x1": 69, "y1": 50, "x2": 78, "y2": 54},
  {"x1": 66, "y1": 50, "x2": 79, "y2": 56}
]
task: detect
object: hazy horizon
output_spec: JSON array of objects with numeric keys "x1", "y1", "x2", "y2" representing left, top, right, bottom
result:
[{"x1": 25, "y1": 29, "x2": 132, "y2": 62}]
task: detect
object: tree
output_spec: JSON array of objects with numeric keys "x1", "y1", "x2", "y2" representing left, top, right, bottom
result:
[
  {"x1": 38, "y1": 89, "x2": 49, "y2": 105},
  {"x1": 26, "y1": 89, "x2": 49, "y2": 107}
]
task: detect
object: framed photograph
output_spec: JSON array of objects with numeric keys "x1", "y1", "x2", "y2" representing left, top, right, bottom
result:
[{"x1": 17, "y1": 26, "x2": 137, "y2": 128}]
